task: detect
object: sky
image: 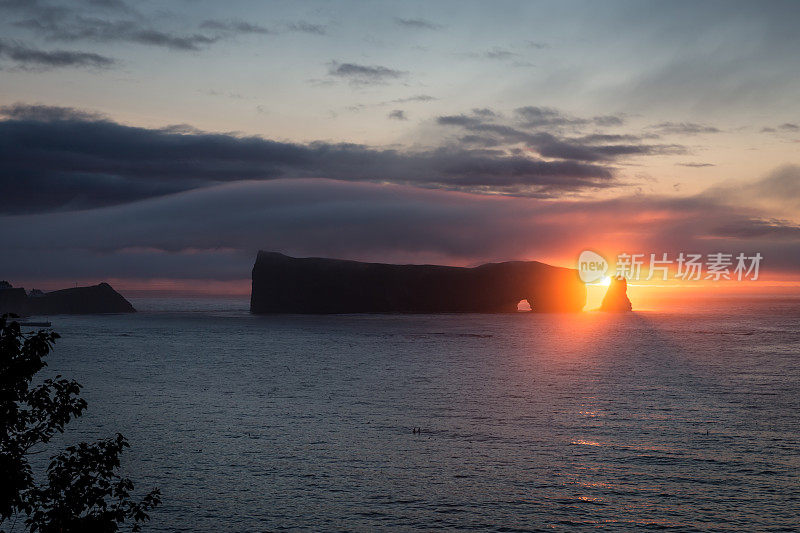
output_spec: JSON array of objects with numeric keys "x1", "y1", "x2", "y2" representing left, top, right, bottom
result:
[{"x1": 1, "y1": 0, "x2": 799, "y2": 296}]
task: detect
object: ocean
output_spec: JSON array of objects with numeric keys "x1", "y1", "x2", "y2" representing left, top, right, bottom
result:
[{"x1": 31, "y1": 297, "x2": 800, "y2": 531}]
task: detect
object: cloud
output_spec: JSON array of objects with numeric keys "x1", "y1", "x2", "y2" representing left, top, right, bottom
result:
[
  {"x1": 526, "y1": 41, "x2": 549, "y2": 49},
  {"x1": 483, "y1": 47, "x2": 515, "y2": 60},
  {"x1": 387, "y1": 109, "x2": 407, "y2": 121},
  {"x1": 0, "y1": 38, "x2": 114, "y2": 68},
  {"x1": 388, "y1": 94, "x2": 436, "y2": 104},
  {"x1": 515, "y1": 106, "x2": 574, "y2": 127},
  {"x1": 465, "y1": 47, "x2": 517, "y2": 61},
  {"x1": 200, "y1": 19, "x2": 325, "y2": 36},
  {"x1": 16, "y1": 15, "x2": 220, "y2": 50},
  {"x1": 394, "y1": 18, "x2": 441, "y2": 30},
  {"x1": 650, "y1": 122, "x2": 721, "y2": 135},
  {"x1": 200, "y1": 19, "x2": 272, "y2": 35},
  {"x1": 2, "y1": 176, "x2": 798, "y2": 283},
  {"x1": 0, "y1": 102, "x2": 107, "y2": 121},
  {"x1": 436, "y1": 111, "x2": 682, "y2": 162},
  {"x1": 5, "y1": 2, "x2": 230, "y2": 51},
  {"x1": 459, "y1": 134, "x2": 502, "y2": 147},
  {"x1": 472, "y1": 108, "x2": 497, "y2": 118},
  {"x1": 4, "y1": 0, "x2": 315, "y2": 50},
  {"x1": 587, "y1": 2, "x2": 800, "y2": 115},
  {"x1": 286, "y1": 21, "x2": 326, "y2": 35},
  {"x1": 593, "y1": 115, "x2": 625, "y2": 127},
  {"x1": 752, "y1": 165, "x2": 800, "y2": 201},
  {"x1": 575, "y1": 133, "x2": 647, "y2": 144},
  {"x1": 514, "y1": 106, "x2": 624, "y2": 129},
  {"x1": 0, "y1": 0, "x2": 79, "y2": 24},
  {"x1": 346, "y1": 94, "x2": 437, "y2": 113},
  {"x1": 761, "y1": 123, "x2": 799, "y2": 133},
  {"x1": 327, "y1": 61, "x2": 405, "y2": 85},
  {"x1": 713, "y1": 164, "x2": 800, "y2": 218},
  {"x1": 200, "y1": 89, "x2": 252, "y2": 100},
  {"x1": 0, "y1": 104, "x2": 617, "y2": 214},
  {"x1": 677, "y1": 162, "x2": 715, "y2": 167}
]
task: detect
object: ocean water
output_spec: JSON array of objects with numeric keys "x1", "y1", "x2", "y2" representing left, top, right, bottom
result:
[{"x1": 30, "y1": 297, "x2": 800, "y2": 531}]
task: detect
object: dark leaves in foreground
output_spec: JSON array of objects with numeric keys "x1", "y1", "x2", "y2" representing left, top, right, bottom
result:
[
  {"x1": 0, "y1": 314, "x2": 160, "y2": 532},
  {"x1": 25, "y1": 434, "x2": 161, "y2": 533}
]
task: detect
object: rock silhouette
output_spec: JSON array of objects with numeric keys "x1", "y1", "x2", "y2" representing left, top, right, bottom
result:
[
  {"x1": 0, "y1": 282, "x2": 135, "y2": 315},
  {"x1": 251, "y1": 252, "x2": 586, "y2": 314},
  {"x1": 599, "y1": 276, "x2": 633, "y2": 312}
]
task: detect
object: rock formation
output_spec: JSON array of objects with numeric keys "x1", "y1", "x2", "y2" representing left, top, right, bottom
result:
[
  {"x1": 600, "y1": 276, "x2": 633, "y2": 312},
  {"x1": 251, "y1": 251, "x2": 586, "y2": 314},
  {"x1": 0, "y1": 282, "x2": 135, "y2": 315}
]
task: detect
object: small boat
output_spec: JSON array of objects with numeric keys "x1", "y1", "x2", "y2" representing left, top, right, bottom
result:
[{"x1": 18, "y1": 321, "x2": 52, "y2": 327}]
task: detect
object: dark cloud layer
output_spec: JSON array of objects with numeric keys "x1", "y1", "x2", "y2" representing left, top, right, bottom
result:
[
  {"x1": 0, "y1": 104, "x2": 616, "y2": 214},
  {"x1": 2, "y1": 176, "x2": 798, "y2": 283}
]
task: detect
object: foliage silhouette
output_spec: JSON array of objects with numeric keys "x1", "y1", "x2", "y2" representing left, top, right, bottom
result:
[{"x1": 0, "y1": 314, "x2": 160, "y2": 532}]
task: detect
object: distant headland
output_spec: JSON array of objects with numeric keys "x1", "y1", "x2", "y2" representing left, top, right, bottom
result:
[
  {"x1": 250, "y1": 251, "x2": 588, "y2": 314},
  {"x1": 0, "y1": 282, "x2": 135, "y2": 316}
]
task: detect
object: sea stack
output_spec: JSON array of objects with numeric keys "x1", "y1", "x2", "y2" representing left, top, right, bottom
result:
[
  {"x1": 251, "y1": 251, "x2": 586, "y2": 314},
  {"x1": 600, "y1": 276, "x2": 633, "y2": 312}
]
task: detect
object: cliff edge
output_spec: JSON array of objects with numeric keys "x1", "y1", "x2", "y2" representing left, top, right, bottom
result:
[{"x1": 251, "y1": 252, "x2": 586, "y2": 314}]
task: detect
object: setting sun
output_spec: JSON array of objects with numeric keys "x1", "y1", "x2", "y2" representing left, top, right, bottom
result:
[{"x1": 580, "y1": 275, "x2": 612, "y2": 310}]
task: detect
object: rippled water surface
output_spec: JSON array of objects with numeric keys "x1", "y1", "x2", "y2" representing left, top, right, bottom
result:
[{"x1": 37, "y1": 297, "x2": 800, "y2": 531}]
